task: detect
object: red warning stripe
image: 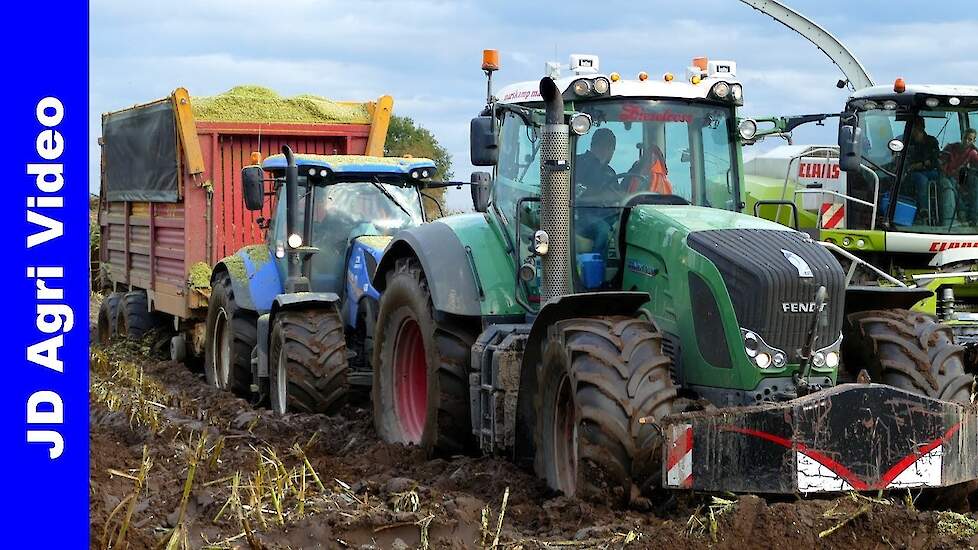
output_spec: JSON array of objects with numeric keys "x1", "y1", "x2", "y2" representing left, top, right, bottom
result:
[{"x1": 820, "y1": 203, "x2": 845, "y2": 229}]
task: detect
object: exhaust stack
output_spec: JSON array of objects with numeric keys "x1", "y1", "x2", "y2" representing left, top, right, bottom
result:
[{"x1": 538, "y1": 77, "x2": 571, "y2": 302}]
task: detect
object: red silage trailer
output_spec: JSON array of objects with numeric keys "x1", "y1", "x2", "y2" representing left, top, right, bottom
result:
[{"x1": 97, "y1": 87, "x2": 393, "y2": 355}]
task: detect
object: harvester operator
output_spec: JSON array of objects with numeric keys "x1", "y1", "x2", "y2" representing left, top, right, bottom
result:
[{"x1": 941, "y1": 128, "x2": 978, "y2": 224}]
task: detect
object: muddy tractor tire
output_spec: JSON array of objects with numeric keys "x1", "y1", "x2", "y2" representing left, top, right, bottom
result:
[
  {"x1": 97, "y1": 292, "x2": 123, "y2": 344},
  {"x1": 268, "y1": 309, "x2": 349, "y2": 415},
  {"x1": 534, "y1": 316, "x2": 678, "y2": 505},
  {"x1": 372, "y1": 257, "x2": 477, "y2": 455},
  {"x1": 844, "y1": 309, "x2": 974, "y2": 404},
  {"x1": 204, "y1": 271, "x2": 257, "y2": 395},
  {"x1": 115, "y1": 291, "x2": 157, "y2": 340}
]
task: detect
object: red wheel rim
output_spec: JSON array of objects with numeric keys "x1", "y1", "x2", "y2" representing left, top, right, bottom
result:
[
  {"x1": 393, "y1": 318, "x2": 427, "y2": 444},
  {"x1": 553, "y1": 375, "x2": 578, "y2": 495}
]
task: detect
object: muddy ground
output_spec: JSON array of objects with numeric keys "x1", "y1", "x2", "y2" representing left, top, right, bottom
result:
[{"x1": 90, "y1": 329, "x2": 978, "y2": 549}]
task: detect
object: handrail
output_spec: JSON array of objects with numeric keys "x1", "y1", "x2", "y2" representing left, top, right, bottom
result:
[{"x1": 818, "y1": 241, "x2": 906, "y2": 287}]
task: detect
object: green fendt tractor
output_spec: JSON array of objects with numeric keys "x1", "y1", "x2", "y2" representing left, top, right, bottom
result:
[
  {"x1": 740, "y1": 0, "x2": 978, "y2": 345},
  {"x1": 366, "y1": 51, "x2": 978, "y2": 501}
]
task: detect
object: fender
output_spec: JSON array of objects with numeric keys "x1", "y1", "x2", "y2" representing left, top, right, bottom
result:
[
  {"x1": 373, "y1": 221, "x2": 483, "y2": 317},
  {"x1": 844, "y1": 285, "x2": 933, "y2": 316},
  {"x1": 212, "y1": 244, "x2": 283, "y2": 314},
  {"x1": 512, "y1": 291, "x2": 652, "y2": 465},
  {"x1": 254, "y1": 292, "x2": 341, "y2": 383}
]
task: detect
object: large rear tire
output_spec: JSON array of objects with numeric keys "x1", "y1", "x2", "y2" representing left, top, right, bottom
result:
[
  {"x1": 115, "y1": 291, "x2": 156, "y2": 340},
  {"x1": 534, "y1": 316, "x2": 678, "y2": 505},
  {"x1": 268, "y1": 309, "x2": 349, "y2": 414},
  {"x1": 97, "y1": 292, "x2": 123, "y2": 344},
  {"x1": 844, "y1": 309, "x2": 974, "y2": 403},
  {"x1": 372, "y1": 258, "x2": 476, "y2": 455},
  {"x1": 204, "y1": 272, "x2": 257, "y2": 395}
]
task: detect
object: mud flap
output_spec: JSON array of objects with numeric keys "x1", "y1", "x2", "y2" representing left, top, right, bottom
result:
[{"x1": 661, "y1": 384, "x2": 978, "y2": 493}]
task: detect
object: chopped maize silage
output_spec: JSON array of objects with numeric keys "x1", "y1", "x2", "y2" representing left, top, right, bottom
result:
[{"x1": 191, "y1": 86, "x2": 371, "y2": 124}]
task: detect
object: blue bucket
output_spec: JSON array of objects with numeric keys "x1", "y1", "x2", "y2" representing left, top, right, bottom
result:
[
  {"x1": 578, "y1": 253, "x2": 605, "y2": 289},
  {"x1": 879, "y1": 193, "x2": 917, "y2": 226}
]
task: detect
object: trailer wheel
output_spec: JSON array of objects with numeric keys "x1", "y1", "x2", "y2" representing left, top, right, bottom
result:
[
  {"x1": 268, "y1": 309, "x2": 348, "y2": 415},
  {"x1": 844, "y1": 309, "x2": 974, "y2": 403},
  {"x1": 534, "y1": 316, "x2": 678, "y2": 505},
  {"x1": 204, "y1": 272, "x2": 257, "y2": 395},
  {"x1": 116, "y1": 291, "x2": 156, "y2": 340},
  {"x1": 373, "y1": 257, "x2": 476, "y2": 455},
  {"x1": 97, "y1": 292, "x2": 124, "y2": 345}
]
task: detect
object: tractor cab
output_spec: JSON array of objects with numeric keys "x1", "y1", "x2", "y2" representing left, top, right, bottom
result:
[
  {"x1": 480, "y1": 54, "x2": 751, "y2": 294},
  {"x1": 257, "y1": 153, "x2": 431, "y2": 295},
  {"x1": 841, "y1": 84, "x2": 978, "y2": 239}
]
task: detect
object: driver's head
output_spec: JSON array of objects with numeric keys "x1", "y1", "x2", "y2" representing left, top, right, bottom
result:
[
  {"x1": 965, "y1": 128, "x2": 977, "y2": 147},
  {"x1": 590, "y1": 128, "x2": 616, "y2": 165}
]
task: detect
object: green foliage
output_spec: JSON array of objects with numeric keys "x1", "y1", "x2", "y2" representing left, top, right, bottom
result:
[{"x1": 385, "y1": 116, "x2": 453, "y2": 181}]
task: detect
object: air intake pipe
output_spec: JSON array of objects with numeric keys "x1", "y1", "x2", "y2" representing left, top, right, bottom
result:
[{"x1": 538, "y1": 77, "x2": 572, "y2": 302}]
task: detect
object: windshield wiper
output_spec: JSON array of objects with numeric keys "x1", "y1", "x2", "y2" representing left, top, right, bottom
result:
[
  {"x1": 860, "y1": 155, "x2": 896, "y2": 178},
  {"x1": 369, "y1": 178, "x2": 416, "y2": 221}
]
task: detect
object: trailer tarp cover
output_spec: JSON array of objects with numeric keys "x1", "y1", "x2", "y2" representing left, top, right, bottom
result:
[{"x1": 103, "y1": 101, "x2": 179, "y2": 202}]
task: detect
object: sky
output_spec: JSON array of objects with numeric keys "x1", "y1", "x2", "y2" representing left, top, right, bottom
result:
[{"x1": 90, "y1": 0, "x2": 978, "y2": 209}]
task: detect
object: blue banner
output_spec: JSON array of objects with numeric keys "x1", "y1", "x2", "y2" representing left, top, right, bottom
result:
[{"x1": 2, "y1": 1, "x2": 89, "y2": 546}]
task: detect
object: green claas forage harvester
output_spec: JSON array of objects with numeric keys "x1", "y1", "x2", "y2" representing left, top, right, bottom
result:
[
  {"x1": 367, "y1": 51, "x2": 978, "y2": 502},
  {"x1": 740, "y1": 0, "x2": 978, "y2": 345}
]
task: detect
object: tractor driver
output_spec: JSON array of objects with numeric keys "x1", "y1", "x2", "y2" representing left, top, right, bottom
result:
[
  {"x1": 574, "y1": 128, "x2": 624, "y2": 256},
  {"x1": 905, "y1": 117, "x2": 942, "y2": 224},
  {"x1": 940, "y1": 128, "x2": 978, "y2": 224}
]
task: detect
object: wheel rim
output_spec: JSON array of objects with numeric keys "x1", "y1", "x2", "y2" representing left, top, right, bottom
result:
[
  {"x1": 393, "y1": 318, "x2": 427, "y2": 444},
  {"x1": 553, "y1": 374, "x2": 578, "y2": 495},
  {"x1": 212, "y1": 308, "x2": 231, "y2": 389},
  {"x1": 275, "y1": 345, "x2": 288, "y2": 414}
]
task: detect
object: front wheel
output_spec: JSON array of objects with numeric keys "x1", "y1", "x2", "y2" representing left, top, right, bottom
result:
[
  {"x1": 534, "y1": 316, "x2": 677, "y2": 504},
  {"x1": 268, "y1": 309, "x2": 349, "y2": 415}
]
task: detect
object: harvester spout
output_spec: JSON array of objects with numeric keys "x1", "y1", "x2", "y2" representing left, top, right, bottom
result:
[{"x1": 538, "y1": 77, "x2": 572, "y2": 302}]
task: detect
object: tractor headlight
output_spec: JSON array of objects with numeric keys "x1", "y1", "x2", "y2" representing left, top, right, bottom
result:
[
  {"x1": 731, "y1": 83, "x2": 743, "y2": 102},
  {"x1": 738, "y1": 119, "x2": 758, "y2": 140},
  {"x1": 711, "y1": 81, "x2": 731, "y2": 99},
  {"x1": 287, "y1": 233, "x2": 303, "y2": 248},
  {"x1": 570, "y1": 113, "x2": 592, "y2": 135},
  {"x1": 592, "y1": 77, "x2": 610, "y2": 94},
  {"x1": 572, "y1": 79, "x2": 593, "y2": 96},
  {"x1": 825, "y1": 351, "x2": 840, "y2": 368},
  {"x1": 812, "y1": 336, "x2": 843, "y2": 370},
  {"x1": 742, "y1": 329, "x2": 786, "y2": 370},
  {"x1": 533, "y1": 230, "x2": 549, "y2": 256},
  {"x1": 812, "y1": 351, "x2": 826, "y2": 367}
]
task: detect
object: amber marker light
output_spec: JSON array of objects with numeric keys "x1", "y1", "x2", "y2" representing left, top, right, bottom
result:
[
  {"x1": 250, "y1": 151, "x2": 261, "y2": 165},
  {"x1": 893, "y1": 77, "x2": 906, "y2": 93},
  {"x1": 610, "y1": 72, "x2": 621, "y2": 82},
  {"x1": 664, "y1": 73, "x2": 675, "y2": 82},
  {"x1": 638, "y1": 71, "x2": 649, "y2": 81}
]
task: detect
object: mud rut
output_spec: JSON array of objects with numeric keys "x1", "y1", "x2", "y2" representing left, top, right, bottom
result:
[{"x1": 90, "y1": 333, "x2": 978, "y2": 549}]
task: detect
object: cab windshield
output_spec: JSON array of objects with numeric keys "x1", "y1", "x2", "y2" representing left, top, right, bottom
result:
[
  {"x1": 573, "y1": 99, "x2": 740, "y2": 210},
  {"x1": 853, "y1": 103, "x2": 978, "y2": 234},
  {"x1": 271, "y1": 178, "x2": 424, "y2": 292}
]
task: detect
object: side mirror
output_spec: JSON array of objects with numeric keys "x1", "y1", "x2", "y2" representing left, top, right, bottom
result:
[
  {"x1": 470, "y1": 116, "x2": 498, "y2": 166},
  {"x1": 838, "y1": 124, "x2": 863, "y2": 173},
  {"x1": 241, "y1": 165, "x2": 265, "y2": 211},
  {"x1": 470, "y1": 172, "x2": 492, "y2": 213}
]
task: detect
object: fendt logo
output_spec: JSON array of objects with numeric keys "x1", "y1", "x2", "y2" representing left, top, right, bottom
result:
[
  {"x1": 929, "y1": 241, "x2": 978, "y2": 252},
  {"x1": 781, "y1": 302, "x2": 829, "y2": 313}
]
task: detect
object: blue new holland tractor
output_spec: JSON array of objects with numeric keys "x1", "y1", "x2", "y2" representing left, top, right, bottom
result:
[{"x1": 204, "y1": 146, "x2": 443, "y2": 414}]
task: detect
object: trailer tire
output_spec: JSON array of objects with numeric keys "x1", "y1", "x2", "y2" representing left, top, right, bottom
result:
[
  {"x1": 373, "y1": 257, "x2": 477, "y2": 455},
  {"x1": 97, "y1": 292, "x2": 124, "y2": 344},
  {"x1": 204, "y1": 272, "x2": 257, "y2": 395},
  {"x1": 116, "y1": 291, "x2": 156, "y2": 340},
  {"x1": 268, "y1": 309, "x2": 348, "y2": 415},
  {"x1": 534, "y1": 316, "x2": 678, "y2": 505},
  {"x1": 844, "y1": 309, "x2": 974, "y2": 403}
]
